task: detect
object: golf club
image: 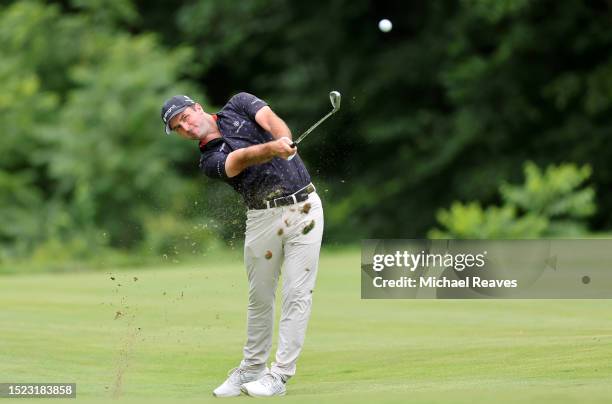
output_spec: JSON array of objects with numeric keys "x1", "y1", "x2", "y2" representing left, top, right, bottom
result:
[{"x1": 287, "y1": 91, "x2": 341, "y2": 160}]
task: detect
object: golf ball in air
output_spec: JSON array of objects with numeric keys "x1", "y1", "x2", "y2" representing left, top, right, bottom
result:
[{"x1": 378, "y1": 19, "x2": 392, "y2": 33}]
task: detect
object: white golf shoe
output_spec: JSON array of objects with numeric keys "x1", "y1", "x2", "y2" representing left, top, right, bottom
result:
[
  {"x1": 240, "y1": 372, "x2": 287, "y2": 397},
  {"x1": 212, "y1": 366, "x2": 267, "y2": 397}
]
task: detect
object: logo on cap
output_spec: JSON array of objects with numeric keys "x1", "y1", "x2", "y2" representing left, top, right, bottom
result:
[{"x1": 160, "y1": 95, "x2": 196, "y2": 134}]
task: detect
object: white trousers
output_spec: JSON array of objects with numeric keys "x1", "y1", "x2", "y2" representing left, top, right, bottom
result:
[{"x1": 239, "y1": 192, "x2": 323, "y2": 379}]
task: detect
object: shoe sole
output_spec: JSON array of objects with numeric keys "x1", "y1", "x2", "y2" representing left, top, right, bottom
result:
[
  {"x1": 240, "y1": 386, "x2": 286, "y2": 397},
  {"x1": 212, "y1": 391, "x2": 241, "y2": 398}
]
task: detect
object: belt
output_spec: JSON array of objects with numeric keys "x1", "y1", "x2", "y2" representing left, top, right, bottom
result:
[{"x1": 250, "y1": 183, "x2": 316, "y2": 210}]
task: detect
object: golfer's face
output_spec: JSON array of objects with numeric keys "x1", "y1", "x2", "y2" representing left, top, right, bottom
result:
[{"x1": 170, "y1": 105, "x2": 205, "y2": 140}]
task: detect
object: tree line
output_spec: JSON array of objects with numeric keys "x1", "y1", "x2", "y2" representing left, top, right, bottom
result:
[{"x1": 1, "y1": 0, "x2": 610, "y2": 266}]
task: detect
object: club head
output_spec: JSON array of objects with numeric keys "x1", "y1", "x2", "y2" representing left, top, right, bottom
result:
[{"x1": 329, "y1": 91, "x2": 341, "y2": 111}]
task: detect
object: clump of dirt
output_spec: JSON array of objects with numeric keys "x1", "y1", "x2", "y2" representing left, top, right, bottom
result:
[
  {"x1": 114, "y1": 311, "x2": 123, "y2": 320},
  {"x1": 277, "y1": 228, "x2": 284, "y2": 236},
  {"x1": 284, "y1": 219, "x2": 291, "y2": 227},
  {"x1": 305, "y1": 268, "x2": 310, "y2": 272},
  {"x1": 300, "y1": 203, "x2": 311, "y2": 214},
  {"x1": 302, "y1": 220, "x2": 315, "y2": 235},
  {"x1": 110, "y1": 276, "x2": 115, "y2": 281},
  {"x1": 133, "y1": 277, "x2": 138, "y2": 282},
  {"x1": 265, "y1": 250, "x2": 273, "y2": 260}
]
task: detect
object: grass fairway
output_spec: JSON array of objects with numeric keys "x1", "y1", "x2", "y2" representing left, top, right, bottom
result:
[{"x1": 1, "y1": 247, "x2": 611, "y2": 403}]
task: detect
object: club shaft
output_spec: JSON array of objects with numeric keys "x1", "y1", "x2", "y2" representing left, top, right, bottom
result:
[{"x1": 293, "y1": 109, "x2": 337, "y2": 145}]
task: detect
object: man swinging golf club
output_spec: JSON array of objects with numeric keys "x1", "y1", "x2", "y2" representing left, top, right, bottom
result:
[{"x1": 160, "y1": 91, "x2": 336, "y2": 397}]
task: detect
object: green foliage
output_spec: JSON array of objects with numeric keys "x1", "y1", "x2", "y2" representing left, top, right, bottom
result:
[
  {"x1": 429, "y1": 162, "x2": 595, "y2": 239},
  {"x1": 69, "y1": 0, "x2": 139, "y2": 26},
  {"x1": 429, "y1": 202, "x2": 548, "y2": 239},
  {"x1": 463, "y1": 0, "x2": 531, "y2": 23},
  {"x1": 4, "y1": 0, "x2": 612, "y2": 268},
  {"x1": 156, "y1": 0, "x2": 612, "y2": 239},
  {"x1": 42, "y1": 31, "x2": 196, "y2": 248},
  {"x1": 0, "y1": 1, "x2": 210, "y2": 263},
  {"x1": 141, "y1": 213, "x2": 221, "y2": 260},
  {"x1": 0, "y1": 171, "x2": 45, "y2": 259},
  {"x1": 500, "y1": 162, "x2": 596, "y2": 219}
]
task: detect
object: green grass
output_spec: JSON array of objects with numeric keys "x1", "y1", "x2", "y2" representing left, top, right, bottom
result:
[{"x1": 1, "y1": 247, "x2": 611, "y2": 403}]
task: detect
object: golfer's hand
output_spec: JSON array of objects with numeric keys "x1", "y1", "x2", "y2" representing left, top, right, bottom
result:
[{"x1": 273, "y1": 137, "x2": 297, "y2": 160}]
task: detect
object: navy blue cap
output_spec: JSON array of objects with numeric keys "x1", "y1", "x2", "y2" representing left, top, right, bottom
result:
[{"x1": 160, "y1": 95, "x2": 196, "y2": 134}]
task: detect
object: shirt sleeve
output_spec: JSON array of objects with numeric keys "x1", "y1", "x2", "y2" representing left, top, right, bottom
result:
[
  {"x1": 229, "y1": 92, "x2": 268, "y2": 119},
  {"x1": 199, "y1": 150, "x2": 229, "y2": 180}
]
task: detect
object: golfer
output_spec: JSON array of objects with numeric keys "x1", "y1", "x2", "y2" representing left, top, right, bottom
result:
[{"x1": 160, "y1": 93, "x2": 324, "y2": 397}]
